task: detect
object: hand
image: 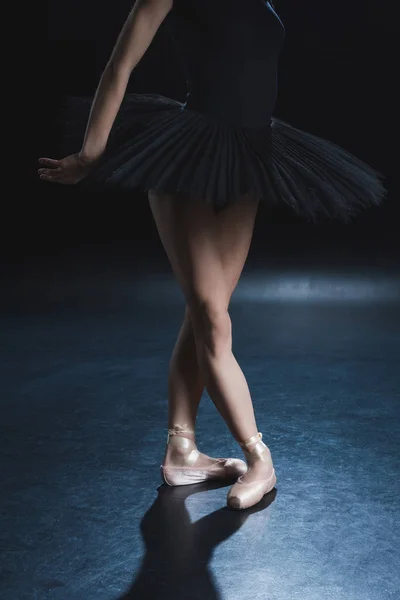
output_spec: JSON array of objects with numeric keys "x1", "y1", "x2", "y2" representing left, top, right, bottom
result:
[{"x1": 37, "y1": 152, "x2": 100, "y2": 185}]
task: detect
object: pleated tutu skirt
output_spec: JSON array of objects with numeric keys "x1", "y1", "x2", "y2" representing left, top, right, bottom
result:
[{"x1": 59, "y1": 93, "x2": 386, "y2": 223}]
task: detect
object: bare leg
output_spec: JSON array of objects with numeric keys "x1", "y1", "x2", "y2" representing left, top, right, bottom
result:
[
  {"x1": 164, "y1": 308, "x2": 209, "y2": 466},
  {"x1": 149, "y1": 191, "x2": 268, "y2": 480},
  {"x1": 167, "y1": 204, "x2": 259, "y2": 426},
  {"x1": 167, "y1": 306, "x2": 204, "y2": 434}
]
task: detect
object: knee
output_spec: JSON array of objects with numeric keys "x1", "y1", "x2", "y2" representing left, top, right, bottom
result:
[{"x1": 188, "y1": 299, "x2": 232, "y2": 356}]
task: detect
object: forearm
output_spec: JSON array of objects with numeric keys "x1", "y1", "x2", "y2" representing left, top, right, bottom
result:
[
  {"x1": 79, "y1": 65, "x2": 129, "y2": 161},
  {"x1": 79, "y1": 0, "x2": 172, "y2": 161}
]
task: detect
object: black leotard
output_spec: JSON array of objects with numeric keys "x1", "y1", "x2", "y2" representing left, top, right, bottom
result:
[{"x1": 169, "y1": 0, "x2": 285, "y2": 127}]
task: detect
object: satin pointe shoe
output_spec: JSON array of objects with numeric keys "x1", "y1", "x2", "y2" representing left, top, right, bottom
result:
[
  {"x1": 227, "y1": 432, "x2": 277, "y2": 510},
  {"x1": 160, "y1": 424, "x2": 248, "y2": 487}
]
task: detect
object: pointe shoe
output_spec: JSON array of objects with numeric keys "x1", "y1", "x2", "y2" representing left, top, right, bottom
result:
[
  {"x1": 160, "y1": 424, "x2": 248, "y2": 487},
  {"x1": 227, "y1": 432, "x2": 277, "y2": 510}
]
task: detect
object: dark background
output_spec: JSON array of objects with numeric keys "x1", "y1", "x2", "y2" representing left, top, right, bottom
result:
[{"x1": 18, "y1": 0, "x2": 400, "y2": 268}]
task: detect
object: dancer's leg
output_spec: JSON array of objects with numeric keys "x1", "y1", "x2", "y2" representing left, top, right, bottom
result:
[
  {"x1": 167, "y1": 305, "x2": 204, "y2": 435},
  {"x1": 149, "y1": 190, "x2": 275, "y2": 495},
  {"x1": 167, "y1": 220, "x2": 257, "y2": 431},
  {"x1": 148, "y1": 191, "x2": 260, "y2": 445},
  {"x1": 163, "y1": 194, "x2": 259, "y2": 467}
]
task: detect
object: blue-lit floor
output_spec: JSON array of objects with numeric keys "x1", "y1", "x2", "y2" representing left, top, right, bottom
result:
[{"x1": 1, "y1": 246, "x2": 399, "y2": 600}]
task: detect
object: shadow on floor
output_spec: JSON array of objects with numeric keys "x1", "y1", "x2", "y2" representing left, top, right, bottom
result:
[{"x1": 118, "y1": 480, "x2": 277, "y2": 600}]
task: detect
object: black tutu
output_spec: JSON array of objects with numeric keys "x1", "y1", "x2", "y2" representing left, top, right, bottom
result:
[{"x1": 59, "y1": 93, "x2": 386, "y2": 223}]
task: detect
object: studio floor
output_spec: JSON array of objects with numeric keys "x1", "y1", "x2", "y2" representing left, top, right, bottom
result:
[{"x1": 1, "y1": 239, "x2": 399, "y2": 600}]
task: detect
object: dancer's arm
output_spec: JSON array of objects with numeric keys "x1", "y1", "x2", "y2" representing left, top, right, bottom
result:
[{"x1": 80, "y1": 0, "x2": 173, "y2": 162}]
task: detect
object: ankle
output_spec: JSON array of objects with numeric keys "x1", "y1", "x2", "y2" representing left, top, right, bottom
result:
[
  {"x1": 167, "y1": 423, "x2": 196, "y2": 443},
  {"x1": 167, "y1": 424, "x2": 196, "y2": 455},
  {"x1": 162, "y1": 425, "x2": 202, "y2": 469},
  {"x1": 169, "y1": 431, "x2": 196, "y2": 442},
  {"x1": 237, "y1": 431, "x2": 262, "y2": 451},
  {"x1": 165, "y1": 444, "x2": 192, "y2": 462},
  {"x1": 238, "y1": 432, "x2": 270, "y2": 464}
]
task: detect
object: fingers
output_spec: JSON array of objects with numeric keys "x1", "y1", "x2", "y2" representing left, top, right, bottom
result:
[
  {"x1": 38, "y1": 157, "x2": 63, "y2": 182},
  {"x1": 38, "y1": 167, "x2": 61, "y2": 175},
  {"x1": 38, "y1": 167, "x2": 80, "y2": 184},
  {"x1": 38, "y1": 157, "x2": 60, "y2": 167},
  {"x1": 38, "y1": 167, "x2": 61, "y2": 180},
  {"x1": 39, "y1": 172, "x2": 62, "y2": 182},
  {"x1": 37, "y1": 156, "x2": 86, "y2": 185}
]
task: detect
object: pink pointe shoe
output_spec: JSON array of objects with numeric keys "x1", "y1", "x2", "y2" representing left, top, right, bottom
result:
[
  {"x1": 227, "y1": 432, "x2": 277, "y2": 510},
  {"x1": 160, "y1": 425, "x2": 248, "y2": 486}
]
